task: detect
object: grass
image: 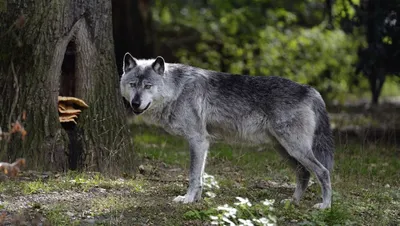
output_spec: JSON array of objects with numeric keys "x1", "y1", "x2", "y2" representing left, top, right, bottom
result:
[
  {"x1": 1, "y1": 123, "x2": 399, "y2": 225},
  {"x1": 0, "y1": 172, "x2": 144, "y2": 196},
  {"x1": 45, "y1": 204, "x2": 80, "y2": 226},
  {"x1": 131, "y1": 124, "x2": 400, "y2": 225}
]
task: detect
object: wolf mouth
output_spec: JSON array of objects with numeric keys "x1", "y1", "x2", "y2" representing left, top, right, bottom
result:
[{"x1": 132, "y1": 102, "x2": 151, "y2": 115}]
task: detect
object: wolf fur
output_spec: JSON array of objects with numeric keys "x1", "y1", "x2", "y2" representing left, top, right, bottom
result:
[{"x1": 120, "y1": 53, "x2": 334, "y2": 209}]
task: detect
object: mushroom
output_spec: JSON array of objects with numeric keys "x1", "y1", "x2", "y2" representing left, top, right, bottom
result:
[
  {"x1": 59, "y1": 117, "x2": 77, "y2": 124},
  {"x1": 58, "y1": 96, "x2": 89, "y2": 109},
  {"x1": 58, "y1": 108, "x2": 82, "y2": 115},
  {"x1": 58, "y1": 96, "x2": 89, "y2": 124},
  {"x1": 59, "y1": 114, "x2": 78, "y2": 124}
]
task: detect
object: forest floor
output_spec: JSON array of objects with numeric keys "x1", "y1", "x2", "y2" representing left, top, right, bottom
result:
[{"x1": 0, "y1": 99, "x2": 399, "y2": 226}]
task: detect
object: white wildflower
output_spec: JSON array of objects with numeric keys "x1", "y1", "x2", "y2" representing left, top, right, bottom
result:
[
  {"x1": 217, "y1": 204, "x2": 231, "y2": 211},
  {"x1": 262, "y1": 199, "x2": 275, "y2": 206},
  {"x1": 206, "y1": 191, "x2": 216, "y2": 198},
  {"x1": 258, "y1": 217, "x2": 276, "y2": 226},
  {"x1": 203, "y1": 172, "x2": 214, "y2": 179},
  {"x1": 210, "y1": 215, "x2": 220, "y2": 225},
  {"x1": 203, "y1": 173, "x2": 220, "y2": 189},
  {"x1": 268, "y1": 214, "x2": 277, "y2": 223},
  {"x1": 239, "y1": 218, "x2": 254, "y2": 226},
  {"x1": 211, "y1": 221, "x2": 219, "y2": 225},
  {"x1": 217, "y1": 204, "x2": 237, "y2": 218},
  {"x1": 259, "y1": 217, "x2": 269, "y2": 224},
  {"x1": 222, "y1": 217, "x2": 236, "y2": 226},
  {"x1": 253, "y1": 216, "x2": 277, "y2": 226},
  {"x1": 234, "y1": 197, "x2": 252, "y2": 207},
  {"x1": 210, "y1": 216, "x2": 219, "y2": 220},
  {"x1": 223, "y1": 211, "x2": 236, "y2": 219}
]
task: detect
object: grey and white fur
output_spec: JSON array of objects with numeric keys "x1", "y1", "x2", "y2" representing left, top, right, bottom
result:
[{"x1": 120, "y1": 53, "x2": 334, "y2": 209}]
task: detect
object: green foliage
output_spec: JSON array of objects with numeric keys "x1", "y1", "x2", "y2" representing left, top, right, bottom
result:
[
  {"x1": 277, "y1": 201, "x2": 353, "y2": 226},
  {"x1": 22, "y1": 180, "x2": 52, "y2": 194},
  {"x1": 303, "y1": 205, "x2": 352, "y2": 225},
  {"x1": 153, "y1": 0, "x2": 366, "y2": 102},
  {"x1": 183, "y1": 208, "x2": 218, "y2": 220},
  {"x1": 45, "y1": 205, "x2": 80, "y2": 226}
]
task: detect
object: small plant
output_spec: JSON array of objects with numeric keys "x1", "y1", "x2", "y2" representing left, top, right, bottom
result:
[
  {"x1": 185, "y1": 173, "x2": 277, "y2": 226},
  {"x1": 203, "y1": 172, "x2": 220, "y2": 202},
  {"x1": 304, "y1": 203, "x2": 352, "y2": 226},
  {"x1": 45, "y1": 205, "x2": 80, "y2": 226},
  {"x1": 203, "y1": 173, "x2": 220, "y2": 190},
  {"x1": 209, "y1": 197, "x2": 277, "y2": 226},
  {"x1": 22, "y1": 180, "x2": 51, "y2": 194}
]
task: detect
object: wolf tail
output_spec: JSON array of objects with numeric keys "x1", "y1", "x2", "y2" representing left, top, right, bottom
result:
[{"x1": 311, "y1": 90, "x2": 335, "y2": 172}]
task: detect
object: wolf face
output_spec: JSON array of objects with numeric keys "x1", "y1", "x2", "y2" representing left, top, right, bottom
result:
[{"x1": 120, "y1": 53, "x2": 165, "y2": 114}]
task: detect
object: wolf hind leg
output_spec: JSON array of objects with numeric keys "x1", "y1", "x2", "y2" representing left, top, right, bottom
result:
[
  {"x1": 275, "y1": 145, "x2": 311, "y2": 204},
  {"x1": 284, "y1": 145, "x2": 331, "y2": 208},
  {"x1": 293, "y1": 166, "x2": 311, "y2": 202},
  {"x1": 273, "y1": 131, "x2": 332, "y2": 209}
]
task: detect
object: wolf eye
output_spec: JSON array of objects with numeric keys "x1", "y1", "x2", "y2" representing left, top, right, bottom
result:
[
  {"x1": 144, "y1": 84, "x2": 152, "y2": 89},
  {"x1": 129, "y1": 82, "x2": 137, "y2": 88}
]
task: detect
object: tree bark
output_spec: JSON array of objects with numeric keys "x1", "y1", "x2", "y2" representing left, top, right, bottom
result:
[{"x1": 0, "y1": 1, "x2": 134, "y2": 172}]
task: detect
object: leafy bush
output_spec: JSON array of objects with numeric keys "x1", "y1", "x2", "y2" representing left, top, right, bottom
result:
[{"x1": 153, "y1": 0, "x2": 370, "y2": 103}]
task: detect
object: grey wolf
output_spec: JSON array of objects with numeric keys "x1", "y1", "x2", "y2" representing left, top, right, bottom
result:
[{"x1": 120, "y1": 53, "x2": 334, "y2": 209}]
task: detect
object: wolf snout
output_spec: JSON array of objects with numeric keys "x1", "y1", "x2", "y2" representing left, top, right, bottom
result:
[
  {"x1": 130, "y1": 99, "x2": 151, "y2": 114},
  {"x1": 131, "y1": 98, "x2": 141, "y2": 109}
]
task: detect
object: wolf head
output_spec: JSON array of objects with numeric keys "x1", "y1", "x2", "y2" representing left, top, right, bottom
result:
[{"x1": 120, "y1": 52, "x2": 166, "y2": 115}]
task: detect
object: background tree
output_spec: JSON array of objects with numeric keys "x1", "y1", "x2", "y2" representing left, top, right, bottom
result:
[
  {"x1": 113, "y1": 0, "x2": 154, "y2": 75},
  {"x1": 350, "y1": 0, "x2": 400, "y2": 104},
  {"x1": 0, "y1": 1, "x2": 137, "y2": 172}
]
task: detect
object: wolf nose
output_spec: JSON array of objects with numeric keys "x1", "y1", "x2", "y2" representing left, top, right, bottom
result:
[{"x1": 131, "y1": 99, "x2": 141, "y2": 109}]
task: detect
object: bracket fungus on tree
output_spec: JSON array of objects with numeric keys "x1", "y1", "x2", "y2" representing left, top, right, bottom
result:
[{"x1": 58, "y1": 96, "x2": 89, "y2": 124}]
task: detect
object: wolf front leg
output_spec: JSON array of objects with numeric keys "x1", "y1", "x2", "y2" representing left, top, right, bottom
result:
[{"x1": 173, "y1": 136, "x2": 209, "y2": 203}]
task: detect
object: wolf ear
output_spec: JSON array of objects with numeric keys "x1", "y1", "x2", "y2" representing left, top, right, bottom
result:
[
  {"x1": 123, "y1": 52, "x2": 137, "y2": 73},
  {"x1": 152, "y1": 56, "x2": 165, "y2": 75}
]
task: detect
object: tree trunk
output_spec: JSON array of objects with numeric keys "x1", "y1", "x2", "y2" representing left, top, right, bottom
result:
[
  {"x1": 369, "y1": 67, "x2": 386, "y2": 105},
  {"x1": 112, "y1": 0, "x2": 154, "y2": 75},
  {"x1": 325, "y1": 0, "x2": 334, "y2": 29},
  {"x1": 0, "y1": 1, "x2": 134, "y2": 172}
]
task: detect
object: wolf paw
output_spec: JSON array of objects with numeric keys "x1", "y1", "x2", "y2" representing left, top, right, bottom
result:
[
  {"x1": 173, "y1": 195, "x2": 186, "y2": 203},
  {"x1": 173, "y1": 195, "x2": 196, "y2": 203},
  {"x1": 313, "y1": 202, "x2": 331, "y2": 209}
]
